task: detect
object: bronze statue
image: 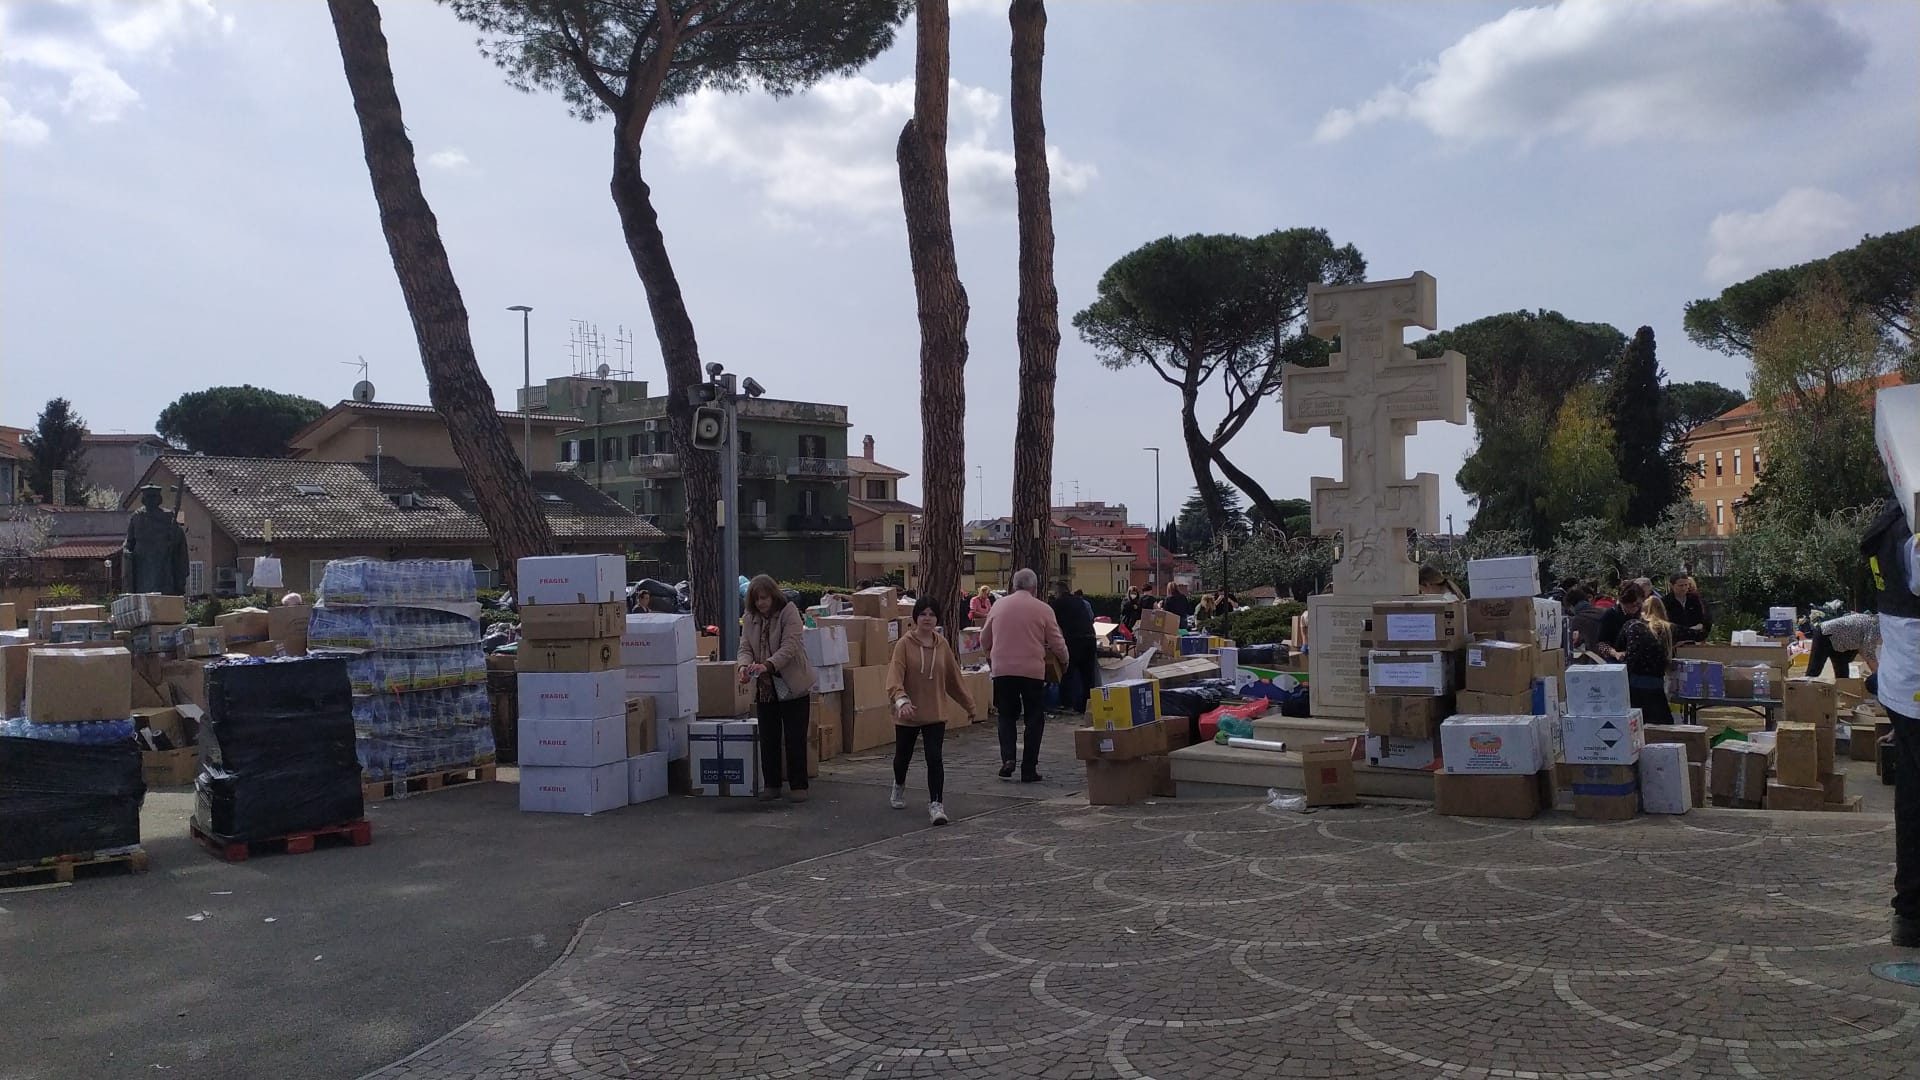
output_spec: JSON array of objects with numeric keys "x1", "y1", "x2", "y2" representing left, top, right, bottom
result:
[{"x1": 123, "y1": 484, "x2": 188, "y2": 595}]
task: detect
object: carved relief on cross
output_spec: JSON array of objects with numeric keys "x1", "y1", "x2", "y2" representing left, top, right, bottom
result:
[{"x1": 1281, "y1": 271, "x2": 1467, "y2": 598}]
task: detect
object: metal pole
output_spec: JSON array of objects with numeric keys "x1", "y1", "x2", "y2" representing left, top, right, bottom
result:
[
  {"x1": 719, "y1": 375, "x2": 742, "y2": 663},
  {"x1": 509, "y1": 305, "x2": 533, "y2": 475},
  {"x1": 1144, "y1": 447, "x2": 1161, "y2": 591}
]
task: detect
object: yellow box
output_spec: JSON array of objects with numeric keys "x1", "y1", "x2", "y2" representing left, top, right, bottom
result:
[{"x1": 1088, "y1": 679, "x2": 1159, "y2": 730}]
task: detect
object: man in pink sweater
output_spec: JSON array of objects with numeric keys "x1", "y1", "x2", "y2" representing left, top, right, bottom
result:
[{"x1": 981, "y1": 568, "x2": 1069, "y2": 782}]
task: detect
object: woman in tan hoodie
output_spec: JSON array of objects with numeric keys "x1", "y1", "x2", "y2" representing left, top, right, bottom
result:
[
  {"x1": 738, "y1": 575, "x2": 815, "y2": 802},
  {"x1": 885, "y1": 596, "x2": 975, "y2": 825}
]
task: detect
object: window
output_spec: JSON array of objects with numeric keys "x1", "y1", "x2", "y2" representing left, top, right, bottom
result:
[
  {"x1": 867, "y1": 480, "x2": 889, "y2": 500},
  {"x1": 1714, "y1": 451, "x2": 1723, "y2": 477},
  {"x1": 738, "y1": 430, "x2": 754, "y2": 453},
  {"x1": 800, "y1": 489, "x2": 818, "y2": 517},
  {"x1": 1753, "y1": 446, "x2": 1761, "y2": 473},
  {"x1": 294, "y1": 483, "x2": 329, "y2": 497},
  {"x1": 628, "y1": 434, "x2": 644, "y2": 457},
  {"x1": 578, "y1": 439, "x2": 596, "y2": 463},
  {"x1": 537, "y1": 491, "x2": 565, "y2": 504},
  {"x1": 603, "y1": 437, "x2": 621, "y2": 461},
  {"x1": 894, "y1": 523, "x2": 907, "y2": 551},
  {"x1": 962, "y1": 555, "x2": 976, "y2": 574},
  {"x1": 1734, "y1": 449, "x2": 1741, "y2": 477},
  {"x1": 1715, "y1": 500, "x2": 1725, "y2": 525},
  {"x1": 653, "y1": 431, "x2": 670, "y2": 453},
  {"x1": 1696, "y1": 453, "x2": 1706, "y2": 479},
  {"x1": 798, "y1": 434, "x2": 826, "y2": 458}
]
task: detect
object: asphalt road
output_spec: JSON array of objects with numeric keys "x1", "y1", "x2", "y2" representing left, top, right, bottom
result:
[{"x1": 0, "y1": 770, "x2": 1032, "y2": 1080}]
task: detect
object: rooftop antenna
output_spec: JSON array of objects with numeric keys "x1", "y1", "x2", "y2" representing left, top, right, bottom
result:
[{"x1": 343, "y1": 356, "x2": 375, "y2": 403}]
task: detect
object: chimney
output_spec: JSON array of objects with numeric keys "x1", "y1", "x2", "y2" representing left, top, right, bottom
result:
[{"x1": 863, "y1": 435, "x2": 875, "y2": 460}]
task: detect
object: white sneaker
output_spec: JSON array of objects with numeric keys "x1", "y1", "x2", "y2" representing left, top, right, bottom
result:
[
  {"x1": 889, "y1": 785, "x2": 906, "y2": 810},
  {"x1": 928, "y1": 801, "x2": 949, "y2": 826}
]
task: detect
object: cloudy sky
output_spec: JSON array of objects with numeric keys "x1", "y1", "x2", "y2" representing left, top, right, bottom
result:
[{"x1": 3, "y1": 0, "x2": 1915, "y2": 535}]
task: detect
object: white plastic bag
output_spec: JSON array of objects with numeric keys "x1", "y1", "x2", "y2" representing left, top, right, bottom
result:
[
  {"x1": 1266, "y1": 788, "x2": 1307, "y2": 812},
  {"x1": 251, "y1": 556, "x2": 285, "y2": 590}
]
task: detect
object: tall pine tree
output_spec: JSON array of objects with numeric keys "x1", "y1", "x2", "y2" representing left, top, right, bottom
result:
[
  {"x1": 1607, "y1": 326, "x2": 1678, "y2": 528},
  {"x1": 23, "y1": 398, "x2": 91, "y2": 505}
]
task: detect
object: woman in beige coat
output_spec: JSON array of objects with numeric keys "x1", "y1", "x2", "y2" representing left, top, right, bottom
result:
[
  {"x1": 885, "y1": 597, "x2": 975, "y2": 825},
  {"x1": 738, "y1": 575, "x2": 816, "y2": 802}
]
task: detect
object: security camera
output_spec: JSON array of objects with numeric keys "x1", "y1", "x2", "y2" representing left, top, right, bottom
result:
[
  {"x1": 705, "y1": 362, "x2": 724, "y2": 377},
  {"x1": 742, "y1": 377, "x2": 766, "y2": 398}
]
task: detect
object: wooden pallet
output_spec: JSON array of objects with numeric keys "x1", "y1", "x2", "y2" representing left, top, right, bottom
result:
[
  {"x1": 191, "y1": 819, "x2": 372, "y2": 863},
  {"x1": 0, "y1": 849, "x2": 150, "y2": 888},
  {"x1": 361, "y1": 764, "x2": 497, "y2": 803}
]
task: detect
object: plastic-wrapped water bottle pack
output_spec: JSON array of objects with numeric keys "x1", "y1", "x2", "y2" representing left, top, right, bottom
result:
[
  {"x1": 0, "y1": 717, "x2": 137, "y2": 745},
  {"x1": 345, "y1": 645, "x2": 487, "y2": 695},
  {"x1": 309, "y1": 607, "x2": 483, "y2": 651},
  {"x1": 318, "y1": 558, "x2": 478, "y2": 606}
]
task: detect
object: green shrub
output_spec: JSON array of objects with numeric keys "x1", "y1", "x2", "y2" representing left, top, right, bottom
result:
[
  {"x1": 43, "y1": 583, "x2": 83, "y2": 603},
  {"x1": 1212, "y1": 602, "x2": 1305, "y2": 645}
]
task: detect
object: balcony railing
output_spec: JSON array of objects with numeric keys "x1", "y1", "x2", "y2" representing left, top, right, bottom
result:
[
  {"x1": 739, "y1": 453, "x2": 781, "y2": 478},
  {"x1": 853, "y1": 541, "x2": 914, "y2": 553},
  {"x1": 786, "y1": 514, "x2": 854, "y2": 533},
  {"x1": 629, "y1": 453, "x2": 680, "y2": 477},
  {"x1": 787, "y1": 457, "x2": 850, "y2": 479}
]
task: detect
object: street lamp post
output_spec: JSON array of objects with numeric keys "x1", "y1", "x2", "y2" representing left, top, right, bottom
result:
[
  {"x1": 508, "y1": 305, "x2": 533, "y2": 476},
  {"x1": 1143, "y1": 447, "x2": 1161, "y2": 591}
]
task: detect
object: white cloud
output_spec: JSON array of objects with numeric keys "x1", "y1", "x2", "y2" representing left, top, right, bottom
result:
[
  {"x1": 1315, "y1": 0, "x2": 1868, "y2": 144},
  {"x1": 426, "y1": 148, "x2": 472, "y2": 171},
  {"x1": 659, "y1": 74, "x2": 1096, "y2": 224},
  {"x1": 1703, "y1": 187, "x2": 1860, "y2": 285},
  {"x1": 0, "y1": 0, "x2": 231, "y2": 143}
]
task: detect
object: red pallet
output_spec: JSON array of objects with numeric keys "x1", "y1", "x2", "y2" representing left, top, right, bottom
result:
[{"x1": 190, "y1": 819, "x2": 372, "y2": 863}]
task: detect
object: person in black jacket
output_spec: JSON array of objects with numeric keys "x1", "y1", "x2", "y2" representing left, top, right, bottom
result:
[
  {"x1": 1668, "y1": 575, "x2": 1711, "y2": 644},
  {"x1": 1598, "y1": 582, "x2": 1644, "y2": 650},
  {"x1": 1051, "y1": 580, "x2": 1100, "y2": 714},
  {"x1": 1162, "y1": 582, "x2": 1196, "y2": 623}
]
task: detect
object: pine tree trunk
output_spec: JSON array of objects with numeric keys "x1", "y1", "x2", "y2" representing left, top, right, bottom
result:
[
  {"x1": 609, "y1": 141, "x2": 721, "y2": 626},
  {"x1": 326, "y1": 0, "x2": 556, "y2": 587},
  {"x1": 898, "y1": 0, "x2": 969, "y2": 620},
  {"x1": 1009, "y1": 0, "x2": 1058, "y2": 592}
]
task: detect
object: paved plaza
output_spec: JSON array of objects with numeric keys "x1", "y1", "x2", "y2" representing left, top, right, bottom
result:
[{"x1": 373, "y1": 797, "x2": 1920, "y2": 1080}]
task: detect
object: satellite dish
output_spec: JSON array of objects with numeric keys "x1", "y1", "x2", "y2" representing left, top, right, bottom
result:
[
  {"x1": 353, "y1": 380, "x2": 376, "y2": 403},
  {"x1": 596, "y1": 363, "x2": 611, "y2": 379}
]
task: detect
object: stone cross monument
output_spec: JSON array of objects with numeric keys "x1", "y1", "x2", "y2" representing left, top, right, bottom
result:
[{"x1": 1281, "y1": 271, "x2": 1466, "y2": 718}]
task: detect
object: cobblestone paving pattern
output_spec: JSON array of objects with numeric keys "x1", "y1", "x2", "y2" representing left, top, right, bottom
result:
[{"x1": 372, "y1": 801, "x2": 1919, "y2": 1080}]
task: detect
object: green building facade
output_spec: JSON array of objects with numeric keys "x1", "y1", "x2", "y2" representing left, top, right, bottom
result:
[{"x1": 529, "y1": 376, "x2": 852, "y2": 585}]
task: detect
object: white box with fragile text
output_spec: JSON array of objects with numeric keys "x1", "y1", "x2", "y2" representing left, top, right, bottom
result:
[
  {"x1": 517, "y1": 554, "x2": 626, "y2": 606},
  {"x1": 519, "y1": 762, "x2": 628, "y2": 815},
  {"x1": 518, "y1": 669, "x2": 624, "y2": 720},
  {"x1": 518, "y1": 714, "x2": 627, "y2": 768},
  {"x1": 625, "y1": 661, "x2": 697, "y2": 716},
  {"x1": 1467, "y1": 555, "x2": 1539, "y2": 599},
  {"x1": 621, "y1": 612, "x2": 696, "y2": 666}
]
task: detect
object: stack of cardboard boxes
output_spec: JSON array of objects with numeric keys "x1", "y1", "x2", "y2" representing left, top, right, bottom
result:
[
  {"x1": 513, "y1": 554, "x2": 634, "y2": 815},
  {"x1": 1078, "y1": 678, "x2": 1175, "y2": 804},
  {"x1": 1767, "y1": 678, "x2": 1860, "y2": 811},
  {"x1": 1362, "y1": 598, "x2": 1467, "y2": 775},
  {"x1": 1134, "y1": 608, "x2": 1180, "y2": 658},
  {"x1": 1559, "y1": 665, "x2": 1645, "y2": 820},
  {"x1": 619, "y1": 608, "x2": 698, "y2": 795},
  {"x1": 1645, "y1": 724, "x2": 1710, "y2": 808}
]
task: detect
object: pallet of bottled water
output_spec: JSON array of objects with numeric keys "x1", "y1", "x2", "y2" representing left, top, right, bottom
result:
[
  {"x1": 344, "y1": 645, "x2": 487, "y2": 695},
  {"x1": 318, "y1": 558, "x2": 478, "y2": 607},
  {"x1": 354, "y1": 684, "x2": 496, "y2": 781},
  {"x1": 310, "y1": 607, "x2": 484, "y2": 652}
]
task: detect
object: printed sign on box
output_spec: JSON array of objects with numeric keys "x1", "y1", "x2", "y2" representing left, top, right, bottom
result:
[{"x1": 1439, "y1": 715, "x2": 1550, "y2": 775}]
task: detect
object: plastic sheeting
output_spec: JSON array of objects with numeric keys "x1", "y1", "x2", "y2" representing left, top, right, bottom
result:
[
  {"x1": 193, "y1": 657, "x2": 362, "y2": 843},
  {"x1": 0, "y1": 735, "x2": 144, "y2": 864}
]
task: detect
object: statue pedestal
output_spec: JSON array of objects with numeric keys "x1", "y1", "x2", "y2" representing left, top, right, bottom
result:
[{"x1": 1307, "y1": 592, "x2": 1422, "y2": 719}]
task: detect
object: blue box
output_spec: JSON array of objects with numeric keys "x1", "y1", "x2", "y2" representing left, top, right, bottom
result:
[{"x1": 1089, "y1": 679, "x2": 1159, "y2": 730}]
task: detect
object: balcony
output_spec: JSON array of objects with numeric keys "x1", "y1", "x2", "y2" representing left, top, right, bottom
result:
[
  {"x1": 786, "y1": 514, "x2": 854, "y2": 534},
  {"x1": 629, "y1": 453, "x2": 680, "y2": 478},
  {"x1": 787, "y1": 457, "x2": 850, "y2": 480},
  {"x1": 739, "y1": 453, "x2": 782, "y2": 479}
]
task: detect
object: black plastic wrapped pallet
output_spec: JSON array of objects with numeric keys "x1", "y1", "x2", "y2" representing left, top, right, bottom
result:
[
  {"x1": 0, "y1": 737, "x2": 144, "y2": 864},
  {"x1": 1159, "y1": 686, "x2": 1227, "y2": 720},
  {"x1": 1235, "y1": 644, "x2": 1283, "y2": 666},
  {"x1": 193, "y1": 656, "x2": 363, "y2": 843}
]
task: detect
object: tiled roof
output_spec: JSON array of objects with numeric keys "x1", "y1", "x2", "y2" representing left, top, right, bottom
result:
[
  {"x1": 154, "y1": 454, "x2": 663, "y2": 545},
  {"x1": 848, "y1": 457, "x2": 908, "y2": 478},
  {"x1": 82, "y1": 433, "x2": 167, "y2": 445},
  {"x1": 331, "y1": 401, "x2": 580, "y2": 424},
  {"x1": 1701, "y1": 373, "x2": 1905, "y2": 425},
  {"x1": 851, "y1": 498, "x2": 922, "y2": 515},
  {"x1": 40, "y1": 540, "x2": 124, "y2": 559}
]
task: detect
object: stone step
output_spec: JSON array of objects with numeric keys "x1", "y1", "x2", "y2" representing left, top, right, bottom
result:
[
  {"x1": 1249, "y1": 715, "x2": 1367, "y2": 748},
  {"x1": 1169, "y1": 741, "x2": 1436, "y2": 801}
]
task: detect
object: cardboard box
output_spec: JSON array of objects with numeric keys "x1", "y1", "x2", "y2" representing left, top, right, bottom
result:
[
  {"x1": 1464, "y1": 640, "x2": 1535, "y2": 695},
  {"x1": 957, "y1": 670, "x2": 992, "y2": 723},
  {"x1": 664, "y1": 715, "x2": 691, "y2": 761},
  {"x1": 31, "y1": 604, "x2": 107, "y2": 640},
  {"x1": 1878, "y1": 381, "x2": 1920, "y2": 532},
  {"x1": 1784, "y1": 677, "x2": 1836, "y2": 731},
  {"x1": 813, "y1": 663, "x2": 846, "y2": 694},
  {"x1": 25, "y1": 646, "x2": 132, "y2": 723},
  {"x1": 142, "y1": 746, "x2": 198, "y2": 787},
  {"x1": 625, "y1": 697, "x2": 657, "y2": 756},
  {"x1": 1434, "y1": 770, "x2": 1545, "y2": 819},
  {"x1": 518, "y1": 713, "x2": 627, "y2": 767},
  {"x1": 1440, "y1": 715, "x2": 1550, "y2": 774},
  {"x1": 1723, "y1": 664, "x2": 1778, "y2": 700},
  {"x1": 1852, "y1": 709, "x2": 1881, "y2": 761},
  {"x1": 1466, "y1": 555, "x2": 1539, "y2": 599},
  {"x1": 175, "y1": 625, "x2": 225, "y2": 659},
  {"x1": 810, "y1": 691, "x2": 844, "y2": 734},
  {"x1": 1364, "y1": 734, "x2": 1440, "y2": 770},
  {"x1": 110, "y1": 593, "x2": 187, "y2": 630},
  {"x1": 1775, "y1": 721, "x2": 1820, "y2": 788},
  {"x1": 518, "y1": 669, "x2": 625, "y2": 720},
  {"x1": 0, "y1": 640, "x2": 86, "y2": 715},
  {"x1": 1822, "y1": 772, "x2": 1848, "y2": 804},
  {"x1": 844, "y1": 705, "x2": 893, "y2": 753},
  {"x1": 1766, "y1": 780, "x2": 1827, "y2": 812},
  {"x1": 1709, "y1": 741, "x2": 1774, "y2": 803},
  {"x1": 1645, "y1": 723, "x2": 1710, "y2": 764},
  {"x1": 1137, "y1": 608, "x2": 1181, "y2": 636},
  {"x1": 851, "y1": 586, "x2": 899, "y2": 619},
  {"x1": 0, "y1": 602, "x2": 14, "y2": 631},
  {"x1": 1088, "y1": 679, "x2": 1158, "y2": 730},
  {"x1": 628, "y1": 751, "x2": 668, "y2": 805},
  {"x1": 1301, "y1": 742, "x2": 1359, "y2": 806},
  {"x1": 521, "y1": 601, "x2": 626, "y2": 641},
  {"x1": 517, "y1": 637, "x2": 622, "y2": 673},
  {"x1": 267, "y1": 605, "x2": 310, "y2": 655},
  {"x1": 813, "y1": 721, "x2": 839, "y2": 765},
  {"x1": 1073, "y1": 722, "x2": 1167, "y2": 761},
  {"x1": 690, "y1": 719, "x2": 761, "y2": 797},
  {"x1": 1564, "y1": 664, "x2": 1630, "y2": 716},
  {"x1": 614, "y1": 612, "x2": 695, "y2": 666},
  {"x1": 1670, "y1": 659, "x2": 1725, "y2": 699},
  {"x1": 695, "y1": 660, "x2": 753, "y2": 718},
  {"x1": 1365, "y1": 694, "x2": 1450, "y2": 738},
  {"x1": 624, "y1": 660, "x2": 697, "y2": 717},
  {"x1": 847, "y1": 665, "x2": 890, "y2": 711},
  {"x1": 51, "y1": 619, "x2": 112, "y2": 643},
  {"x1": 1085, "y1": 758, "x2": 1157, "y2": 805},
  {"x1": 520, "y1": 762, "x2": 628, "y2": 814},
  {"x1": 820, "y1": 616, "x2": 891, "y2": 672},
  {"x1": 1688, "y1": 761, "x2": 1705, "y2": 808},
  {"x1": 228, "y1": 641, "x2": 283, "y2": 659},
  {"x1": 517, "y1": 554, "x2": 626, "y2": 606},
  {"x1": 1561, "y1": 709, "x2": 1644, "y2": 766},
  {"x1": 1455, "y1": 688, "x2": 1531, "y2": 716},
  {"x1": 216, "y1": 607, "x2": 270, "y2": 644},
  {"x1": 1366, "y1": 600, "x2": 1467, "y2": 650},
  {"x1": 1638, "y1": 743, "x2": 1689, "y2": 815},
  {"x1": 1366, "y1": 650, "x2": 1453, "y2": 697},
  {"x1": 802, "y1": 625, "x2": 850, "y2": 667}
]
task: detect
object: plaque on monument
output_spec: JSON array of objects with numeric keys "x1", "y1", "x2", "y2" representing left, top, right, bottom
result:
[{"x1": 1283, "y1": 272, "x2": 1467, "y2": 718}]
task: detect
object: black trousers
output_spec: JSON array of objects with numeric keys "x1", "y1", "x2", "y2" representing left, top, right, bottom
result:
[
  {"x1": 894, "y1": 722, "x2": 946, "y2": 801},
  {"x1": 1807, "y1": 630, "x2": 1858, "y2": 679},
  {"x1": 994, "y1": 675, "x2": 1047, "y2": 777},
  {"x1": 1628, "y1": 679, "x2": 1674, "y2": 725},
  {"x1": 756, "y1": 696, "x2": 810, "y2": 791},
  {"x1": 1065, "y1": 638, "x2": 1100, "y2": 712},
  {"x1": 1893, "y1": 706, "x2": 1920, "y2": 921}
]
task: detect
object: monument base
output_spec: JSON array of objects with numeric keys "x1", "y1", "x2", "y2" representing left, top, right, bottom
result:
[
  {"x1": 1308, "y1": 594, "x2": 1390, "y2": 719},
  {"x1": 1167, "y1": 741, "x2": 1437, "y2": 801}
]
